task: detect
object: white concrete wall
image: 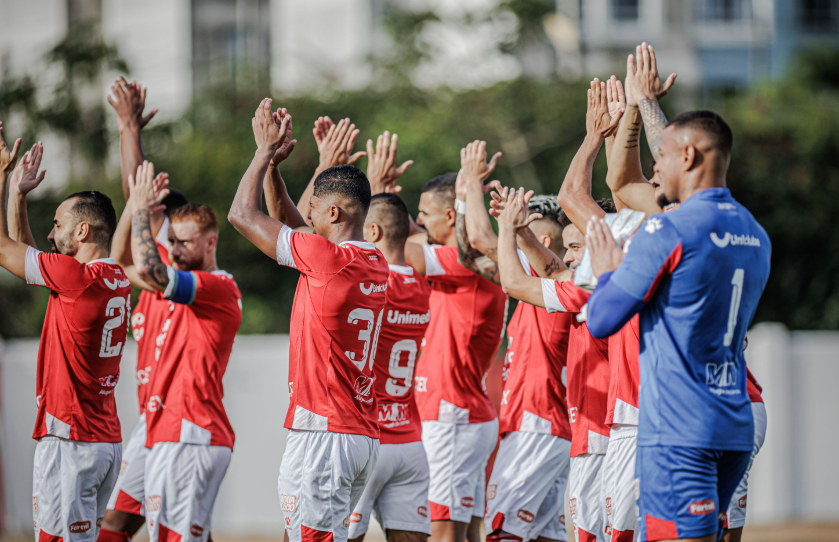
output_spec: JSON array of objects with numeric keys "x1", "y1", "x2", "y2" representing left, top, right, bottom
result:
[{"x1": 2, "y1": 324, "x2": 838, "y2": 536}]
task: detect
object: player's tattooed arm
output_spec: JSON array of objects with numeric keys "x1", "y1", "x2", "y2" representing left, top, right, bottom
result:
[
  {"x1": 129, "y1": 162, "x2": 172, "y2": 292},
  {"x1": 517, "y1": 226, "x2": 572, "y2": 281},
  {"x1": 557, "y1": 80, "x2": 615, "y2": 235},
  {"x1": 494, "y1": 188, "x2": 547, "y2": 307},
  {"x1": 295, "y1": 117, "x2": 365, "y2": 226},
  {"x1": 0, "y1": 122, "x2": 29, "y2": 281},
  {"x1": 623, "y1": 42, "x2": 676, "y2": 162},
  {"x1": 456, "y1": 211, "x2": 499, "y2": 285}
]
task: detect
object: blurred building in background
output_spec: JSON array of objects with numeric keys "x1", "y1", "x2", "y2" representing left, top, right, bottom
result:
[{"x1": 3, "y1": 0, "x2": 839, "y2": 117}]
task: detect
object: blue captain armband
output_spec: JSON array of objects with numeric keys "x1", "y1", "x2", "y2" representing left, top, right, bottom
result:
[
  {"x1": 586, "y1": 271, "x2": 646, "y2": 338},
  {"x1": 164, "y1": 267, "x2": 198, "y2": 305}
]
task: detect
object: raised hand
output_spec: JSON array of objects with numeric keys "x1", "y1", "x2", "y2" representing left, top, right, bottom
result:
[
  {"x1": 606, "y1": 75, "x2": 627, "y2": 122},
  {"x1": 317, "y1": 118, "x2": 366, "y2": 170},
  {"x1": 460, "y1": 140, "x2": 502, "y2": 187},
  {"x1": 624, "y1": 42, "x2": 677, "y2": 105},
  {"x1": 252, "y1": 98, "x2": 288, "y2": 153},
  {"x1": 270, "y1": 107, "x2": 297, "y2": 165},
  {"x1": 0, "y1": 121, "x2": 22, "y2": 176},
  {"x1": 11, "y1": 142, "x2": 47, "y2": 195},
  {"x1": 496, "y1": 187, "x2": 539, "y2": 231},
  {"x1": 129, "y1": 161, "x2": 169, "y2": 214},
  {"x1": 107, "y1": 77, "x2": 158, "y2": 131},
  {"x1": 586, "y1": 216, "x2": 624, "y2": 277},
  {"x1": 313, "y1": 116, "x2": 334, "y2": 148},
  {"x1": 587, "y1": 78, "x2": 622, "y2": 139},
  {"x1": 366, "y1": 131, "x2": 413, "y2": 195}
]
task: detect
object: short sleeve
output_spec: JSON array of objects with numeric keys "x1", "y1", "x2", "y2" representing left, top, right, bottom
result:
[
  {"x1": 25, "y1": 247, "x2": 46, "y2": 286},
  {"x1": 542, "y1": 279, "x2": 590, "y2": 314},
  {"x1": 31, "y1": 252, "x2": 93, "y2": 292},
  {"x1": 423, "y1": 245, "x2": 475, "y2": 281},
  {"x1": 516, "y1": 249, "x2": 532, "y2": 276},
  {"x1": 280, "y1": 229, "x2": 360, "y2": 275},
  {"x1": 610, "y1": 215, "x2": 684, "y2": 302}
]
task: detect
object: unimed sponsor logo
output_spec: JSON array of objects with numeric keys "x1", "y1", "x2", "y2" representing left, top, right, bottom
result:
[
  {"x1": 69, "y1": 521, "x2": 91, "y2": 533},
  {"x1": 281, "y1": 494, "x2": 297, "y2": 513},
  {"x1": 461, "y1": 496, "x2": 474, "y2": 508},
  {"x1": 487, "y1": 484, "x2": 497, "y2": 501},
  {"x1": 146, "y1": 495, "x2": 162, "y2": 512},
  {"x1": 190, "y1": 525, "x2": 204, "y2": 537},
  {"x1": 418, "y1": 506, "x2": 428, "y2": 518},
  {"x1": 738, "y1": 495, "x2": 747, "y2": 509},
  {"x1": 350, "y1": 513, "x2": 362, "y2": 523},
  {"x1": 689, "y1": 500, "x2": 716, "y2": 515},
  {"x1": 517, "y1": 510, "x2": 534, "y2": 524}
]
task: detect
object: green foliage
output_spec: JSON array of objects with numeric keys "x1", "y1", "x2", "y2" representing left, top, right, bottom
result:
[{"x1": 2, "y1": 44, "x2": 839, "y2": 336}]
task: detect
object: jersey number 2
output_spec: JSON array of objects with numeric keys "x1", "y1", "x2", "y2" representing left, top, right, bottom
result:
[
  {"x1": 723, "y1": 269, "x2": 744, "y2": 347},
  {"x1": 100, "y1": 295, "x2": 129, "y2": 357}
]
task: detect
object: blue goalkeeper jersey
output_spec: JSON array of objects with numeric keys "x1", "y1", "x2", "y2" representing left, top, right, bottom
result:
[{"x1": 587, "y1": 188, "x2": 771, "y2": 451}]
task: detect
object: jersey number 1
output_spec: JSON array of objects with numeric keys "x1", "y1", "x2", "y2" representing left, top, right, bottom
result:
[{"x1": 723, "y1": 269, "x2": 744, "y2": 347}]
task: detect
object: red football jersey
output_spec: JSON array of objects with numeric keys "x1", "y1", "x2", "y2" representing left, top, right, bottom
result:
[
  {"x1": 144, "y1": 269, "x2": 242, "y2": 448},
  {"x1": 25, "y1": 249, "x2": 131, "y2": 442},
  {"x1": 605, "y1": 316, "x2": 640, "y2": 426},
  {"x1": 277, "y1": 226, "x2": 389, "y2": 438},
  {"x1": 542, "y1": 278, "x2": 610, "y2": 456},
  {"x1": 746, "y1": 366, "x2": 763, "y2": 403},
  {"x1": 501, "y1": 254, "x2": 573, "y2": 441},
  {"x1": 130, "y1": 241, "x2": 170, "y2": 415},
  {"x1": 413, "y1": 244, "x2": 507, "y2": 424},
  {"x1": 373, "y1": 264, "x2": 431, "y2": 444}
]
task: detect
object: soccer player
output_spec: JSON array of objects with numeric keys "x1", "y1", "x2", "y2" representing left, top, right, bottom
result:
[
  {"x1": 346, "y1": 192, "x2": 433, "y2": 542},
  {"x1": 396, "y1": 167, "x2": 507, "y2": 542},
  {"x1": 1, "y1": 126, "x2": 128, "y2": 542},
  {"x1": 99, "y1": 78, "x2": 186, "y2": 542},
  {"x1": 493, "y1": 187, "x2": 613, "y2": 542},
  {"x1": 583, "y1": 110, "x2": 771, "y2": 542},
  {"x1": 127, "y1": 161, "x2": 242, "y2": 542},
  {"x1": 450, "y1": 140, "x2": 573, "y2": 542},
  {"x1": 607, "y1": 43, "x2": 766, "y2": 542},
  {"x1": 229, "y1": 100, "x2": 388, "y2": 542}
]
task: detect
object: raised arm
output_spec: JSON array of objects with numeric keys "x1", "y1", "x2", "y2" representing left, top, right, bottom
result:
[
  {"x1": 489, "y1": 187, "x2": 573, "y2": 282},
  {"x1": 113, "y1": 169, "x2": 169, "y2": 291},
  {"x1": 263, "y1": 107, "x2": 307, "y2": 227},
  {"x1": 230, "y1": 99, "x2": 308, "y2": 259},
  {"x1": 495, "y1": 188, "x2": 546, "y2": 307},
  {"x1": 557, "y1": 79, "x2": 622, "y2": 235},
  {"x1": 7, "y1": 142, "x2": 46, "y2": 249},
  {"x1": 624, "y1": 43, "x2": 676, "y2": 162},
  {"x1": 462, "y1": 140, "x2": 502, "y2": 260},
  {"x1": 107, "y1": 77, "x2": 157, "y2": 201},
  {"x1": 0, "y1": 123, "x2": 28, "y2": 280},
  {"x1": 296, "y1": 117, "x2": 365, "y2": 224},
  {"x1": 129, "y1": 163, "x2": 173, "y2": 292},
  {"x1": 603, "y1": 74, "x2": 627, "y2": 170}
]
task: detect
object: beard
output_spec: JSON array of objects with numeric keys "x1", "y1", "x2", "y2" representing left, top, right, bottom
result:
[
  {"x1": 171, "y1": 253, "x2": 203, "y2": 271},
  {"x1": 51, "y1": 234, "x2": 76, "y2": 255},
  {"x1": 657, "y1": 193, "x2": 678, "y2": 210}
]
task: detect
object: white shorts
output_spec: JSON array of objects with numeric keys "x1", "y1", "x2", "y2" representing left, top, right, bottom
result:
[
  {"x1": 601, "y1": 425, "x2": 638, "y2": 542},
  {"x1": 279, "y1": 430, "x2": 379, "y2": 542},
  {"x1": 485, "y1": 431, "x2": 571, "y2": 541},
  {"x1": 106, "y1": 415, "x2": 147, "y2": 515},
  {"x1": 569, "y1": 453, "x2": 606, "y2": 542},
  {"x1": 726, "y1": 402, "x2": 767, "y2": 530},
  {"x1": 347, "y1": 441, "x2": 432, "y2": 538},
  {"x1": 33, "y1": 437, "x2": 122, "y2": 542},
  {"x1": 422, "y1": 418, "x2": 499, "y2": 523},
  {"x1": 144, "y1": 442, "x2": 232, "y2": 542}
]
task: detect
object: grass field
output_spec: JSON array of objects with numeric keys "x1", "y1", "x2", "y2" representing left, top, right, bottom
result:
[{"x1": 6, "y1": 523, "x2": 839, "y2": 542}]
